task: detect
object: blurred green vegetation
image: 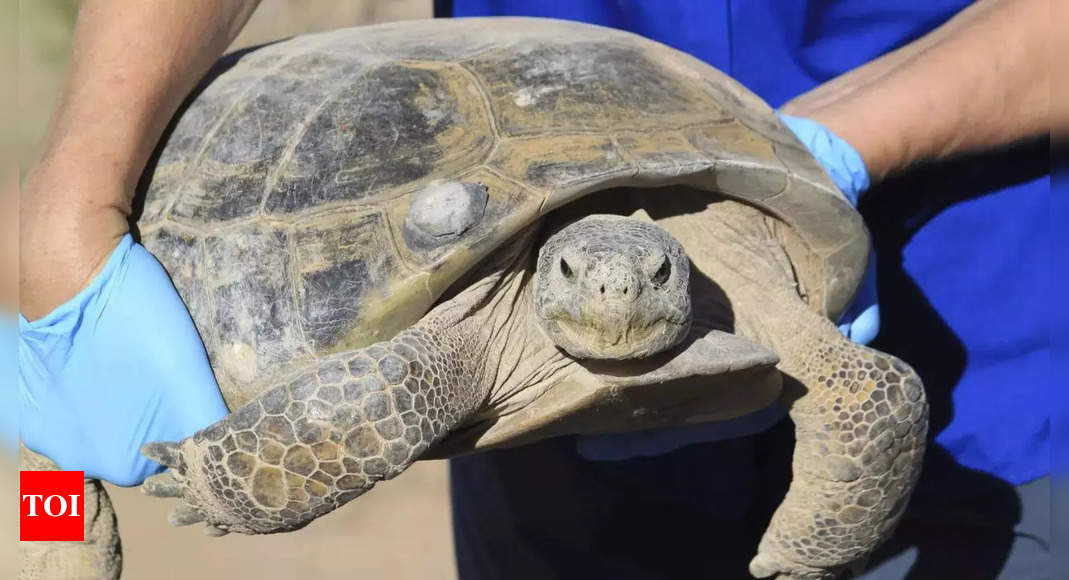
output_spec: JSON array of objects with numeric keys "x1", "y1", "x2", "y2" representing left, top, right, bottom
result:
[{"x1": 19, "y1": 0, "x2": 80, "y2": 174}]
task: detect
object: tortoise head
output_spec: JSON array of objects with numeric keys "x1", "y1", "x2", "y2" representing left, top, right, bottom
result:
[{"x1": 534, "y1": 214, "x2": 692, "y2": 360}]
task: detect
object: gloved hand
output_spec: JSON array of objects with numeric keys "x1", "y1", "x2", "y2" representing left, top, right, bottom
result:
[
  {"x1": 18, "y1": 234, "x2": 228, "y2": 486},
  {"x1": 576, "y1": 113, "x2": 879, "y2": 461}
]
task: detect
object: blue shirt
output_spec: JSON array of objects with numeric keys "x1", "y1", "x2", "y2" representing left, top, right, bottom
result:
[{"x1": 441, "y1": 0, "x2": 1051, "y2": 485}]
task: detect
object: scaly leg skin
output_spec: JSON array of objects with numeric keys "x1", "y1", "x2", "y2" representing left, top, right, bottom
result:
[
  {"x1": 142, "y1": 324, "x2": 487, "y2": 535},
  {"x1": 139, "y1": 232, "x2": 533, "y2": 535},
  {"x1": 749, "y1": 330, "x2": 928, "y2": 580},
  {"x1": 19, "y1": 447, "x2": 122, "y2": 580}
]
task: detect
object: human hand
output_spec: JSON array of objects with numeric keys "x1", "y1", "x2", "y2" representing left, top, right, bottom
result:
[
  {"x1": 576, "y1": 114, "x2": 878, "y2": 461},
  {"x1": 18, "y1": 234, "x2": 228, "y2": 486}
]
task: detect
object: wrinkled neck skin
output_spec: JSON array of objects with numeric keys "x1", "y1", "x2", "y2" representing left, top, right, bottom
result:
[
  {"x1": 642, "y1": 195, "x2": 808, "y2": 356},
  {"x1": 432, "y1": 226, "x2": 579, "y2": 421}
]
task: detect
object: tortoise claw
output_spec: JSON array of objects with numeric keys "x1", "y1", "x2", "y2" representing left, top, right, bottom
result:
[
  {"x1": 749, "y1": 553, "x2": 778, "y2": 579},
  {"x1": 749, "y1": 553, "x2": 837, "y2": 580},
  {"x1": 142, "y1": 441, "x2": 182, "y2": 469},
  {"x1": 168, "y1": 501, "x2": 205, "y2": 526},
  {"x1": 142, "y1": 472, "x2": 183, "y2": 497},
  {"x1": 204, "y1": 524, "x2": 229, "y2": 537}
]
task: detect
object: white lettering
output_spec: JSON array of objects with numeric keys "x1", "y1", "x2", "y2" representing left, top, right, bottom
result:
[
  {"x1": 43, "y1": 495, "x2": 68, "y2": 517},
  {"x1": 21, "y1": 494, "x2": 43, "y2": 517}
]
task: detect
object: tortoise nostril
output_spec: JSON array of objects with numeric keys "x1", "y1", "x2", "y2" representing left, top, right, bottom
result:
[
  {"x1": 652, "y1": 256, "x2": 671, "y2": 286},
  {"x1": 560, "y1": 257, "x2": 575, "y2": 281},
  {"x1": 623, "y1": 287, "x2": 628, "y2": 295},
  {"x1": 599, "y1": 284, "x2": 605, "y2": 294}
]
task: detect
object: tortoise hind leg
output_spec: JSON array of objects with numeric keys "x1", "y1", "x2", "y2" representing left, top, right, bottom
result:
[
  {"x1": 751, "y1": 332, "x2": 928, "y2": 580},
  {"x1": 18, "y1": 447, "x2": 122, "y2": 580}
]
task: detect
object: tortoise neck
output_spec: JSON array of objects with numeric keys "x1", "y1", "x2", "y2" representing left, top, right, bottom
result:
[{"x1": 412, "y1": 224, "x2": 541, "y2": 415}]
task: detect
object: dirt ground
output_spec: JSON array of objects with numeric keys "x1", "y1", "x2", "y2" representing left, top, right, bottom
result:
[
  {"x1": 105, "y1": 461, "x2": 455, "y2": 580},
  {"x1": 18, "y1": 2, "x2": 460, "y2": 579}
]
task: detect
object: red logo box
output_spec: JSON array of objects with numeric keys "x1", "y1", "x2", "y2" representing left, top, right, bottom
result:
[{"x1": 20, "y1": 470, "x2": 84, "y2": 541}]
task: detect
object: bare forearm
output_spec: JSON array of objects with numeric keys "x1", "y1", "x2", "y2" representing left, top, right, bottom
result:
[
  {"x1": 783, "y1": 0, "x2": 1048, "y2": 181},
  {"x1": 21, "y1": 0, "x2": 260, "y2": 319}
]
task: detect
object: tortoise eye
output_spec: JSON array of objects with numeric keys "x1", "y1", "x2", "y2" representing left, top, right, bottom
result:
[
  {"x1": 651, "y1": 256, "x2": 671, "y2": 286},
  {"x1": 560, "y1": 257, "x2": 575, "y2": 280}
]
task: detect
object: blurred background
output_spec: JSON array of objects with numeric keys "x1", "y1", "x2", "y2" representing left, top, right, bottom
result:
[{"x1": 16, "y1": 2, "x2": 459, "y2": 579}]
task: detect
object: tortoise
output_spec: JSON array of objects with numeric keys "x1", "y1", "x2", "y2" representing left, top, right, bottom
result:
[{"x1": 36, "y1": 17, "x2": 930, "y2": 580}]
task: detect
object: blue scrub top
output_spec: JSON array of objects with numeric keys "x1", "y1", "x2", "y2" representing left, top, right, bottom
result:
[{"x1": 440, "y1": 0, "x2": 1051, "y2": 486}]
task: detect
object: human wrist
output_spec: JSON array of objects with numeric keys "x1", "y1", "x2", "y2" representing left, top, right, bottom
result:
[
  {"x1": 20, "y1": 171, "x2": 130, "y2": 320},
  {"x1": 811, "y1": 110, "x2": 899, "y2": 184}
]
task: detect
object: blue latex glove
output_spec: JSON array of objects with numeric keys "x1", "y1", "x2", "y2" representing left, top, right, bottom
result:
[
  {"x1": 1, "y1": 314, "x2": 17, "y2": 457},
  {"x1": 777, "y1": 114, "x2": 870, "y2": 205},
  {"x1": 577, "y1": 113, "x2": 878, "y2": 461},
  {"x1": 18, "y1": 234, "x2": 228, "y2": 485}
]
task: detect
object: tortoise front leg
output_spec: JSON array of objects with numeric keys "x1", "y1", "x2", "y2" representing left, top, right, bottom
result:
[
  {"x1": 141, "y1": 226, "x2": 534, "y2": 536},
  {"x1": 142, "y1": 325, "x2": 485, "y2": 535},
  {"x1": 750, "y1": 330, "x2": 928, "y2": 580}
]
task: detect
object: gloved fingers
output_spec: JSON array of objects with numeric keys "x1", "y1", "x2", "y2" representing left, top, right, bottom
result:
[
  {"x1": 837, "y1": 250, "x2": 880, "y2": 345},
  {"x1": 840, "y1": 304, "x2": 880, "y2": 345},
  {"x1": 108, "y1": 243, "x2": 229, "y2": 438},
  {"x1": 16, "y1": 234, "x2": 228, "y2": 486},
  {"x1": 777, "y1": 113, "x2": 870, "y2": 203},
  {"x1": 16, "y1": 236, "x2": 133, "y2": 408}
]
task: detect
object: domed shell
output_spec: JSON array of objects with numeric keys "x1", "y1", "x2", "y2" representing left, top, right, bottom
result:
[{"x1": 138, "y1": 17, "x2": 867, "y2": 404}]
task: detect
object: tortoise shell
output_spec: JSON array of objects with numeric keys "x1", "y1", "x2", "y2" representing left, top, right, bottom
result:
[{"x1": 138, "y1": 17, "x2": 867, "y2": 407}]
